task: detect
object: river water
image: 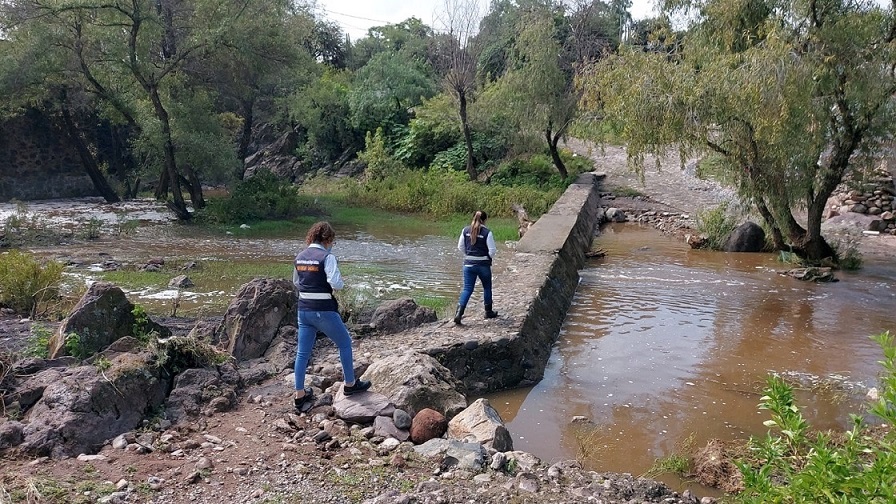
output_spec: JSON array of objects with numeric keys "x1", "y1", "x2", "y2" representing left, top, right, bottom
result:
[
  {"x1": 484, "y1": 223, "x2": 896, "y2": 492},
  {"x1": 8, "y1": 199, "x2": 896, "y2": 492}
]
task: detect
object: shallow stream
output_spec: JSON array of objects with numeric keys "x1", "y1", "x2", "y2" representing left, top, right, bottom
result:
[
  {"x1": 485, "y1": 224, "x2": 896, "y2": 493},
  {"x1": 7, "y1": 199, "x2": 896, "y2": 494}
]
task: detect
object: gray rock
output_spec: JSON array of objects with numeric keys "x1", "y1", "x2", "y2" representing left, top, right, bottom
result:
[
  {"x1": 212, "y1": 277, "x2": 296, "y2": 361},
  {"x1": 333, "y1": 391, "x2": 395, "y2": 424},
  {"x1": 393, "y1": 409, "x2": 412, "y2": 430},
  {"x1": 50, "y1": 282, "x2": 169, "y2": 359},
  {"x1": 722, "y1": 221, "x2": 765, "y2": 253},
  {"x1": 412, "y1": 438, "x2": 486, "y2": 471},
  {"x1": 168, "y1": 275, "x2": 194, "y2": 288},
  {"x1": 12, "y1": 354, "x2": 168, "y2": 458},
  {"x1": 448, "y1": 398, "x2": 513, "y2": 452},
  {"x1": 361, "y1": 351, "x2": 466, "y2": 417},
  {"x1": 373, "y1": 415, "x2": 408, "y2": 442},
  {"x1": 369, "y1": 298, "x2": 437, "y2": 335}
]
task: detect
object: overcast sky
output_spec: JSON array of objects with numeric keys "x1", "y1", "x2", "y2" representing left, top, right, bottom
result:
[{"x1": 314, "y1": 0, "x2": 659, "y2": 41}]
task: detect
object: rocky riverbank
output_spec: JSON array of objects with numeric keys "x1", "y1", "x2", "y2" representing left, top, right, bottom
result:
[{"x1": 0, "y1": 178, "x2": 721, "y2": 503}]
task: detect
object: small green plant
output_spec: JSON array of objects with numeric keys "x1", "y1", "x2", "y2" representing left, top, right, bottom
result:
[
  {"x1": 334, "y1": 286, "x2": 374, "y2": 326},
  {"x1": 642, "y1": 433, "x2": 695, "y2": 479},
  {"x1": 0, "y1": 250, "x2": 65, "y2": 316},
  {"x1": 94, "y1": 355, "x2": 112, "y2": 372},
  {"x1": 131, "y1": 304, "x2": 157, "y2": 344},
  {"x1": 734, "y1": 331, "x2": 896, "y2": 503},
  {"x1": 569, "y1": 423, "x2": 604, "y2": 467},
  {"x1": 64, "y1": 332, "x2": 90, "y2": 360},
  {"x1": 695, "y1": 202, "x2": 738, "y2": 251},
  {"x1": 115, "y1": 213, "x2": 140, "y2": 236},
  {"x1": 831, "y1": 236, "x2": 863, "y2": 270},
  {"x1": 199, "y1": 171, "x2": 309, "y2": 224},
  {"x1": 22, "y1": 324, "x2": 52, "y2": 358},
  {"x1": 359, "y1": 127, "x2": 406, "y2": 181},
  {"x1": 81, "y1": 217, "x2": 103, "y2": 240},
  {"x1": 505, "y1": 457, "x2": 519, "y2": 475},
  {"x1": 613, "y1": 185, "x2": 646, "y2": 198}
]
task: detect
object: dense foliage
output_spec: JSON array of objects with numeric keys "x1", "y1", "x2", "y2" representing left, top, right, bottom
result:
[
  {"x1": 578, "y1": 0, "x2": 896, "y2": 263},
  {"x1": 0, "y1": 0, "x2": 626, "y2": 223}
]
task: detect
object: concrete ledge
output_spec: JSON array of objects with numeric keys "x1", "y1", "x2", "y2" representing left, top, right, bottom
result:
[{"x1": 355, "y1": 173, "x2": 604, "y2": 394}]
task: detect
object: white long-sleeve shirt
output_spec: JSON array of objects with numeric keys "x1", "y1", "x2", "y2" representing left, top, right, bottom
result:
[{"x1": 457, "y1": 228, "x2": 497, "y2": 259}]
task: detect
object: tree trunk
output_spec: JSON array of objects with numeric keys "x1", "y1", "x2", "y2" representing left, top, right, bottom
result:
[
  {"x1": 458, "y1": 90, "x2": 476, "y2": 181},
  {"x1": 182, "y1": 164, "x2": 205, "y2": 209},
  {"x1": 546, "y1": 123, "x2": 568, "y2": 178},
  {"x1": 148, "y1": 86, "x2": 190, "y2": 220},
  {"x1": 238, "y1": 99, "x2": 255, "y2": 163},
  {"x1": 60, "y1": 108, "x2": 121, "y2": 203}
]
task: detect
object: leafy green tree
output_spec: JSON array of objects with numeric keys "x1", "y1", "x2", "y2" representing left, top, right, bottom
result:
[
  {"x1": 493, "y1": 10, "x2": 576, "y2": 177},
  {"x1": 189, "y1": 0, "x2": 318, "y2": 166},
  {"x1": 290, "y1": 68, "x2": 362, "y2": 166},
  {"x1": 349, "y1": 51, "x2": 436, "y2": 138},
  {"x1": 580, "y1": 0, "x2": 896, "y2": 262},
  {"x1": 349, "y1": 17, "x2": 434, "y2": 70},
  {"x1": 2, "y1": 0, "x2": 274, "y2": 220},
  {"x1": 433, "y1": 0, "x2": 484, "y2": 180}
]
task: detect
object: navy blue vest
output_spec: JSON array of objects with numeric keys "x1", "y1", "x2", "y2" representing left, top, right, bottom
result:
[
  {"x1": 462, "y1": 225, "x2": 492, "y2": 267},
  {"x1": 294, "y1": 246, "x2": 337, "y2": 312}
]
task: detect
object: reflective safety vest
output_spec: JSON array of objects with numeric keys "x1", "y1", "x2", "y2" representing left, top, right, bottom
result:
[
  {"x1": 294, "y1": 246, "x2": 337, "y2": 312},
  {"x1": 462, "y1": 225, "x2": 492, "y2": 267}
]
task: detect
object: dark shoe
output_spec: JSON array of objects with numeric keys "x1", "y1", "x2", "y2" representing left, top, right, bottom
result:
[
  {"x1": 294, "y1": 387, "x2": 314, "y2": 412},
  {"x1": 485, "y1": 304, "x2": 498, "y2": 319},
  {"x1": 343, "y1": 379, "x2": 371, "y2": 396},
  {"x1": 453, "y1": 305, "x2": 466, "y2": 325}
]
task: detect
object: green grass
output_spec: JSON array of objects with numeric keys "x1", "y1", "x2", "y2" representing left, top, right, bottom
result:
[
  {"x1": 207, "y1": 194, "x2": 521, "y2": 243},
  {"x1": 97, "y1": 259, "x2": 289, "y2": 291}
]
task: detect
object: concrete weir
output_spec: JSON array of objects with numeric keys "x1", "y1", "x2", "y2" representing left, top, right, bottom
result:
[{"x1": 357, "y1": 172, "x2": 603, "y2": 394}]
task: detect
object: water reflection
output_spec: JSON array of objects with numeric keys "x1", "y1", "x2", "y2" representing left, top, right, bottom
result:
[{"x1": 486, "y1": 223, "x2": 895, "y2": 492}]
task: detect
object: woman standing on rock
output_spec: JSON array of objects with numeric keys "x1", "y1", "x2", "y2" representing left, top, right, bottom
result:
[
  {"x1": 454, "y1": 210, "x2": 499, "y2": 324},
  {"x1": 293, "y1": 221, "x2": 370, "y2": 411}
]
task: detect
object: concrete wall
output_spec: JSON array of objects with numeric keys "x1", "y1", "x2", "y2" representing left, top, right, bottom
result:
[
  {"x1": 366, "y1": 172, "x2": 604, "y2": 394},
  {"x1": 0, "y1": 112, "x2": 97, "y2": 202}
]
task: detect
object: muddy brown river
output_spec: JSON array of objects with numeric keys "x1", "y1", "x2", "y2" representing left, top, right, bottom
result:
[
  {"x1": 8, "y1": 199, "x2": 896, "y2": 494},
  {"x1": 485, "y1": 223, "x2": 896, "y2": 494}
]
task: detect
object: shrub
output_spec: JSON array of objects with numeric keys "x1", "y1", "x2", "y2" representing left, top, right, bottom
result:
[
  {"x1": 200, "y1": 171, "x2": 307, "y2": 224},
  {"x1": 695, "y1": 202, "x2": 738, "y2": 250},
  {"x1": 0, "y1": 250, "x2": 64, "y2": 316},
  {"x1": 358, "y1": 127, "x2": 405, "y2": 181},
  {"x1": 734, "y1": 331, "x2": 896, "y2": 503}
]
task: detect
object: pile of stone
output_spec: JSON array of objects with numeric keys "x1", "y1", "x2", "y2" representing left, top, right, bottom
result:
[{"x1": 825, "y1": 167, "x2": 896, "y2": 235}]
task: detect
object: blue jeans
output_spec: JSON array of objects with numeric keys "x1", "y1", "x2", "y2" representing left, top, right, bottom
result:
[
  {"x1": 457, "y1": 264, "x2": 493, "y2": 308},
  {"x1": 295, "y1": 310, "x2": 355, "y2": 391}
]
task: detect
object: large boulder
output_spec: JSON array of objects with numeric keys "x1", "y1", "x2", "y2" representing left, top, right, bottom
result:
[
  {"x1": 7, "y1": 351, "x2": 168, "y2": 458},
  {"x1": 369, "y1": 298, "x2": 437, "y2": 335},
  {"x1": 165, "y1": 362, "x2": 243, "y2": 423},
  {"x1": 50, "y1": 282, "x2": 169, "y2": 359},
  {"x1": 212, "y1": 278, "x2": 296, "y2": 361},
  {"x1": 722, "y1": 222, "x2": 765, "y2": 252},
  {"x1": 361, "y1": 351, "x2": 466, "y2": 417},
  {"x1": 447, "y1": 398, "x2": 514, "y2": 452}
]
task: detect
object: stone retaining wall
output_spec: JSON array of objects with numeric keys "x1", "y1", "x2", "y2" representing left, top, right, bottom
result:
[
  {"x1": 0, "y1": 112, "x2": 97, "y2": 202},
  {"x1": 354, "y1": 173, "x2": 603, "y2": 394}
]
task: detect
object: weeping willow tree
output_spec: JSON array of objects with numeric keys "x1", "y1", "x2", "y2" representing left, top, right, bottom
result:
[{"x1": 578, "y1": 0, "x2": 896, "y2": 263}]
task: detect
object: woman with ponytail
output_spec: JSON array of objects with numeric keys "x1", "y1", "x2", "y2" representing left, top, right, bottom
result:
[{"x1": 454, "y1": 210, "x2": 498, "y2": 324}]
